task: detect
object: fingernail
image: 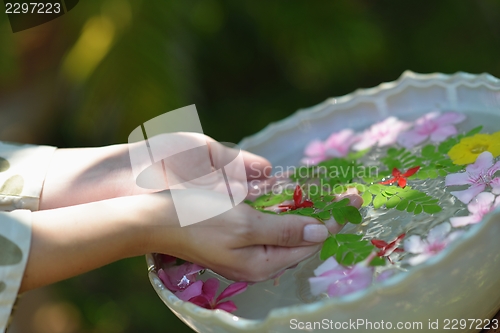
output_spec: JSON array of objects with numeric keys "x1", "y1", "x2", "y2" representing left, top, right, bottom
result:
[{"x1": 303, "y1": 224, "x2": 328, "y2": 243}]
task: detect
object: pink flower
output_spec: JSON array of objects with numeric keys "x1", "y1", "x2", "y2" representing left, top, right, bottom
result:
[
  {"x1": 158, "y1": 261, "x2": 205, "y2": 301},
  {"x1": 301, "y1": 129, "x2": 358, "y2": 165},
  {"x1": 404, "y1": 223, "x2": 463, "y2": 266},
  {"x1": 353, "y1": 117, "x2": 411, "y2": 151},
  {"x1": 309, "y1": 257, "x2": 374, "y2": 297},
  {"x1": 450, "y1": 192, "x2": 500, "y2": 227},
  {"x1": 445, "y1": 151, "x2": 500, "y2": 204},
  {"x1": 397, "y1": 112, "x2": 466, "y2": 148},
  {"x1": 188, "y1": 278, "x2": 248, "y2": 313}
]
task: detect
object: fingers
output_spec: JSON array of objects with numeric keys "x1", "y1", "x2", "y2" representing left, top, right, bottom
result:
[
  {"x1": 207, "y1": 141, "x2": 272, "y2": 180},
  {"x1": 238, "y1": 206, "x2": 328, "y2": 248},
  {"x1": 230, "y1": 244, "x2": 322, "y2": 282}
]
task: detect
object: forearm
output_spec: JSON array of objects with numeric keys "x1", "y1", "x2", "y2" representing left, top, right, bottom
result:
[
  {"x1": 20, "y1": 195, "x2": 154, "y2": 292},
  {"x1": 39, "y1": 144, "x2": 153, "y2": 210}
]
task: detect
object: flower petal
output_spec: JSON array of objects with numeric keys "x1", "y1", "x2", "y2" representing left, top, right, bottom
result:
[
  {"x1": 214, "y1": 300, "x2": 238, "y2": 313},
  {"x1": 158, "y1": 269, "x2": 181, "y2": 292},
  {"x1": 216, "y1": 282, "x2": 248, "y2": 302},
  {"x1": 408, "y1": 253, "x2": 431, "y2": 266},
  {"x1": 403, "y1": 166, "x2": 420, "y2": 177},
  {"x1": 176, "y1": 280, "x2": 204, "y2": 301},
  {"x1": 491, "y1": 178, "x2": 500, "y2": 195},
  {"x1": 435, "y1": 112, "x2": 466, "y2": 124},
  {"x1": 466, "y1": 152, "x2": 494, "y2": 175},
  {"x1": 404, "y1": 235, "x2": 425, "y2": 254},
  {"x1": 450, "y1": 183, "x2": 487, "y2": 204},
  {"x1": 313, "y1": 257, "x2": 340, "y2": 276},
  {"x1": 445, "y1": 172, "x2": 470, "y2": 186},
  {"x1": 397, "y1": 130, "x2": 428, "y2": 149},
  {"x1": 429, "y1": 124, "x2": 457, "y2": 142},
  {"x1": 201, "y1": 278, "x2": 220, "y2": 302},
  {"x1": 304, "y1": 140, "x2": 325, "y2": 158},
  {"x1": 467, "y1": 192, "x2": 495, "y2": 215},
  {"x1": 309, "y1": 275, "x2": 336, "y2": 296},
  {"x1": 450, "y1": 215, "x2": 482, "y2": 228},
  {"x1": 188, "y1": 295, "x2": 211, "y2": 308},
  {"x1": 326, "y1": 265, "x2": 373, "y2": 297},
  {"x1": 427, "y1": 222, "x2": 451, "y2": 244}
]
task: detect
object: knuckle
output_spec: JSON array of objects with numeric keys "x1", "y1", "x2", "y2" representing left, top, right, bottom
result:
[{"x1": 277, "y1": 223, "x2": 295, "y2": 246}]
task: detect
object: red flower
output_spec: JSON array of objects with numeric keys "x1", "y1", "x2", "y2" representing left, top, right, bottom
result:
[
  {"x1": 379, "y1": 166, "x2": 420, "y2": 188},
  {"x1": 371, "y1": 233, "x2": 405, "y2": 264},
  {"x1": 278, "y1": 185, "x2": 313, "y2": 212}
]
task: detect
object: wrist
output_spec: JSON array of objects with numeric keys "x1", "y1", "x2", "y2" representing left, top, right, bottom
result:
[{"x1": 126, "y1": 192, "x2": 182, "y2": 257}]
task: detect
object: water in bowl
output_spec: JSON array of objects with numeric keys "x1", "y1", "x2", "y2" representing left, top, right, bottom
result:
[{"x1": 180, "y1": 110, "x2": 500, "y2": 320}]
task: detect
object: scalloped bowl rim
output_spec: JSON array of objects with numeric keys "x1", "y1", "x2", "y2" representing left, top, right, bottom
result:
[{"x1": 147, "y1": 71, "x2": 500, "y2": 331}]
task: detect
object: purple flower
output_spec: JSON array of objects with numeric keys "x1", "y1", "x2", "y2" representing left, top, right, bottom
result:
[
  {"x1": 445, "y1": 151, "x2": 500, "y2": 204},
  {"x1": 301, "y1": 129, "x2": 358, "y2": 165},
  {"x1": 188, "y1": 278, "x2": 248, "y2": 312},
  {"x1": 404, "y1": 223, "x2": 463, "y2": 266},
  {"x1": 450, "y1": 192, "x2": 500, "y2": 227},
  {"x1": 158, "y1": 261, "x2": 205, "y2": 301},
  {"x1": 397, "y1": 111, "x2": 466, "y2": 148},
  {"x1": 309, "y1": 257, "x2": 374, "y2": 297},
  {"x1": 353, "y1": 117, "x2": 411, "y2": 151}
]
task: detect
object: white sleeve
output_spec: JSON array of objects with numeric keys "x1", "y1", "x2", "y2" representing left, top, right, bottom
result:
[{"x1": 0, "y1": 142, "x2": 56, "y2": 332}]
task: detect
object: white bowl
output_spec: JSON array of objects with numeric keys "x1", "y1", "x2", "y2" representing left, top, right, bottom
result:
[{"x1": 147, "y1": 71, "x2": 500, "y2": 333}]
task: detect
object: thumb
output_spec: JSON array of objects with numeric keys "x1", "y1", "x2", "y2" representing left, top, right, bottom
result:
[{"x1": 241, "y1": 208, "x2": 329, "y2": 247}]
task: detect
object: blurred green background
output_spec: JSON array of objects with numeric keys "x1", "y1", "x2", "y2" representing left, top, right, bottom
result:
[{"x1": 1, "y1": 1, "x2": 500, "y2": 332}]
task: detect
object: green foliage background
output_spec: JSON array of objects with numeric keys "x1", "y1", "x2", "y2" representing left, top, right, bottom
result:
[{"x1": 1, "y1": 1, "x2": 500, "y2": 332}]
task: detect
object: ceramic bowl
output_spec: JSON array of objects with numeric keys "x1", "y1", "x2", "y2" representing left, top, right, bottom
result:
[{"x1": 146, "y1": 71, "x2": 500, "y2": 333}]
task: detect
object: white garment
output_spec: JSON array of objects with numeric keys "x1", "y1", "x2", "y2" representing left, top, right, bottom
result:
[{"x1": 0, "y1": 142, "x2": 56, "y2": 332}]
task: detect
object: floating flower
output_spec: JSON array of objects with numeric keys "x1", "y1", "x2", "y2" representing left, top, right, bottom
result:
[
  {"x1": 371, "y1": 233, "x2": 406, "y2": 263},
  {"x1": 397, "y1": 111, "x2": 466, "y2": 148},
  {"x1": 301, "y1": 129, "x2": 358, "y2": 165},
  {"x1": 188, "y1": 278, "x2": 248, "y2": 312},
  {"x1": 309, "y1": 257, "x2": 374, "y2": 297},
  {"x1": 450, "y1": 192, "x2": 500, "y2": 227},
  {"x1": 379, "y1": 166, "x2": 420, "y2": 188},
  {"x1": 447, "y1": 131, "x2": 500, "y2": 165},
  {"x1": 158, "y1": 261, "x2": 206, "y2": 302},
  {"x1": 278, "y1": 185, "x2": 313, "y2": 212},
  {"x1": 404, "y1": 223, "x2": 463, "y2": 266},
  {"x1": 445, "y1": 151, "x2": 500, "y2": 204},
  {"x1": 353, "y1": 117, "x2": 411, "y2": 151}
]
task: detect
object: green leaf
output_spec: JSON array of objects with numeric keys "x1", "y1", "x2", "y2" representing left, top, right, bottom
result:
[
  {"x1": 396, "y1": 199, "x2": 409, "y2": 211},
  {"x1": 342, "y1": 206, "x2": 362, "y2": 224},
  {"x1": 385, "y1": 195, "x2": 401, "y2": 208},
  {"x1": 422, "y1": 145, "x2": 438, "y2": 158},
  {"x1": 249, "y1": 191, "x2": 293, "y2": 208},
  {"x1": 331, "y1": 208, "x2": 348, "y2": 224},
  {"x1": 361, "y1": 191, "x2": 373, "y2": 207},
  {"x1": 320, "y1": 236, "x2": 338, "y2": 260},
  {"x1": 373, "y1": 193, "x2": 387, "y2": 209},
  {"x1": 322, "y1": 234, "x2": 376, "y2": 265},
  {"x1": 368, "y1": 184, "x2": 383, "y2": 195},
  {"x1": 313, "y1": 210, "x2": 332, "y2": 220},
  {"x1": 346, "y1": 148, "x2": 370, "y2": 160},
  {"x1": 423, "y1": 204, "x2": 442, "y2": 214},
  {"x1": 407, "y1": 201, "x2": 416, "y2": 212},
  {"x1": 335, "y1": 234, "x2": 363, "y2": 242},
  {"x1": 414, "y1": 204, "x2": 423, "y2": 214},
  {"x1": 465, "y1": 125, "x2": 483, "y2": 137},
  {"x1": 369, "y1": 256, "x2": 386, "y2": 266},
  {"x1": 312, "y1": 201, "x2": 327, "y2": 209}
]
